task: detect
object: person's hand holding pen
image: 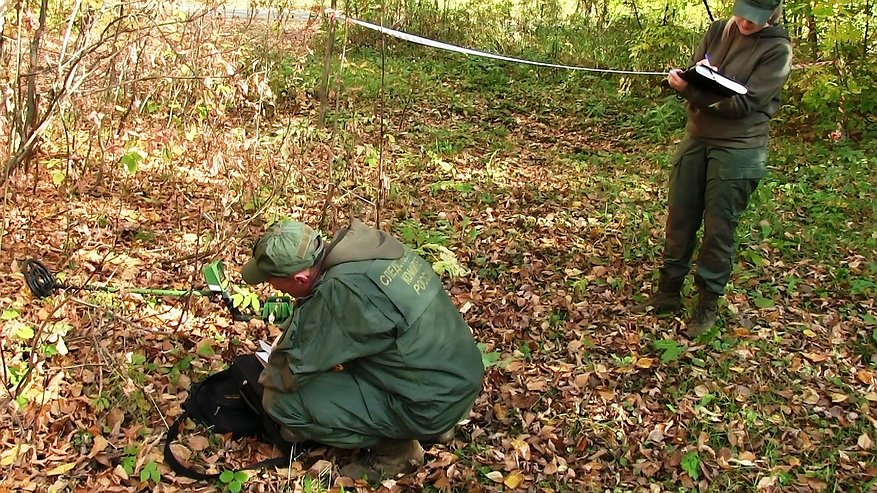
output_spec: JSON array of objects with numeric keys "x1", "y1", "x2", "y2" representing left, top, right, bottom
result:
[
  {"x1": 667, "y1": 68, "x2": 687, "y2": 92},
  {"x1": 696, "y1": 54, "x2": 719, "y2": 70},
  {"x1": 668, "y1": 55, "x2": 717, "y2": 92}
]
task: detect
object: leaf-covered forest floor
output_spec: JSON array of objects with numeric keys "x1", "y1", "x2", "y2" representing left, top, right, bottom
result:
[{"x1": 1, "y1": 13, "x2": 876, "y2": 493}]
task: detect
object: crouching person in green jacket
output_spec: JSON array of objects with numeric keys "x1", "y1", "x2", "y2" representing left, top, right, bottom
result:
[{"x1": 240, "y1": 217, "x2": 485, "y2": 481}]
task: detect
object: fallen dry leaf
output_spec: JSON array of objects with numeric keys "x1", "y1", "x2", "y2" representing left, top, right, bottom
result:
[
  {"x1": 756, "y1": 475, "x2": 777, "y2": 489},
  {"x1": 46, "y1": 462, "x2": 77, "y2": 476},
  {"x1": 504, "y1": 470, "x2": 524, "y2": 488},
  {"x1": 647, "y1": 427, "x2": 665, "y2": 444},
  {"x1": 598, "y1": 388, "x2": 616, "y2": 401},
  {"x1": 88, "y1": 435, "x2": 110, "y2": 458},
  {"x1": 0, "y1": 443, "x2": 30, "y2": 467},
  {"x1": 802, "y1": 388, "x2": 821, "y2": 405},
  {"x1": 807, "y1": 477, "x2": 829, "y2": 491},
  {"x1": 485, "y1": 470, "x2": 504, "y2": 483},
  {"x1": 187, "y1": 435, "x2": 210, "y2": 451},
  {"x1": 858, "y1": 433, "x2": 873, "y2": 450},
  {"x1": 830, "y1": 392, "x2": 849, "y2": 403},
  {"x1": 308, "y1": 459, "x2": 333, "y2": 478},
  {"x1": 802, "y1": 352, "x2": 828, "y2": 363},
  {"x1": 169, "y1": 443, "x2": 192, "y2": 463},
  {"x1": 511, "y1": 437, "x2": 531, "y2": 460}
]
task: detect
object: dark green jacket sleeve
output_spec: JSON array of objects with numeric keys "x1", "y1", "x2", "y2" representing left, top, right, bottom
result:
[{"x1": 259, "y1": 277, "x2": 396, "y2": 392}]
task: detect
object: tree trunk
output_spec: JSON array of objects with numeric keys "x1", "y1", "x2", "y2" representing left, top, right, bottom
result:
[
  {"x1": 700, "y1": 0, "x2": 714, "y2": 22},
  {"x1": 805, "y1": 2, "x2": 819, "y2": 57},
  {"x1": 864, "y1": 0, "x2": 871, "y2": 58},
  {"x1": 17, "y1": 0, "x2": 48, "y2": 176},
  {"x1": 631, "y1": 0, "x2": 642, "y2": 28},
  {"x1": 0, "y1": 0, "x2": 8, "y2": 56},
  {"x1": 318, "y1": 0, "x2": 337, "y2": 127}
]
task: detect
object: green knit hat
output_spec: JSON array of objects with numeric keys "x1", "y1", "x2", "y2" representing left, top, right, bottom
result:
[
  {"x1": 733, "y1": 0, "x2": 781, "y2": 25},
  {"x1": 241, "y1": 219, "x2": 323, "y2": 285}
]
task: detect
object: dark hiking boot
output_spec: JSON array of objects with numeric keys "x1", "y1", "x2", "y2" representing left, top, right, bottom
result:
[
  {"x1": 340, "y1": 439, "x2": 424, "y2": 482},
  {"x1": 423, "y1": 405, "x2": 471, "y2": 444},
  {"x1": 434, "y1": 427, "x2": 455, "y2": 444},
  {"x1": 684, "y1": 291, "x2": 720, "y2": 337},
  {"x1": 632, "y1": 275, "x2": 684, "y2": 314},
  {"x1": 279, "y1": 427, "x2": 305, "y2": 443},
  {"x1": 422, "y1": 427, "x2": 455, "y2": 445}
]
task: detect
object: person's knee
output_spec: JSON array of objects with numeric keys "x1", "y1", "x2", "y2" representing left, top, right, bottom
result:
[
  {"x1": 699, "y1": 211, "x2": 735, "y2": 247},
  {"x1": 263, "y1": 387, "x2": 311, "y2": 428}
]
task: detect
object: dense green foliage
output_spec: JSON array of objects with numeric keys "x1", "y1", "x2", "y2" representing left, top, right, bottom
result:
[{"x1": 330, "y1": 0, "x2": 876, "y2": 140}]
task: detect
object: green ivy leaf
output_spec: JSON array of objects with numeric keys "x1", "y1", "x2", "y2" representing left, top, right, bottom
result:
[
  {"x1": 138, "y1": 462, "x2": 159, "y2": 483},
  {"x1": 233, "y1": 471, "x2": 248, "y2": 482},
  {"x1": 482, "y1": 350, "x2": 501, "y2": 368},
  {"x1": 653, "y1": 339, "x2": 684, "y2": 363},
  {"x1": 51, "y1": 170, "x2": 66, "y2": 185},
  {"x1": 753, "y1": 297, "x2": 775, "y2": 308},
  {"x1": 197, "y1": 341, "x2": 215, "y2": 357},
  {"x1": 219, "y1": 470, "x2": 235, "y2": 483},
  {"x1": 120, "y1": 149, "x2": 146, "y2": 174},
  {"x1": 15, "y1": 324, "x2": 35, "y2": 340},
  {"x1": 49, "y1": 321, "x2": 73, "y2": 336},
  {"x1": 122, "y1": 456, "x2": 136, "y2": 476},
  {"x1": 681, "y1": 450, "x2": 700, "y2": 480},
  {"x1": 229, "y1": 480, "x2": 242, "y2": 493},
  {"x1": 231, "y1": 293, "x2": 244, "y2": 308}
]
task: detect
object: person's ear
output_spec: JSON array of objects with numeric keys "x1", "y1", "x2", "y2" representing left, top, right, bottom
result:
[{"x1": 292, "y1": 271, "x2": 310, "y2": 285}]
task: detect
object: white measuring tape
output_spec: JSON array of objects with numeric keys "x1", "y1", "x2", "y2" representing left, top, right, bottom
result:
[
  {"x1": 332, "y1": 13, "x2": 823, "y2": 75},
  {"x1": 334, "y1": 13, "x2": 667, "y2": 76}
]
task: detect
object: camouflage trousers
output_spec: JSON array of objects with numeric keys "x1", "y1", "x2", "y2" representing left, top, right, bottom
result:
[{"x1": 659, "y1": 136, "x2": 767, "y2": 295}]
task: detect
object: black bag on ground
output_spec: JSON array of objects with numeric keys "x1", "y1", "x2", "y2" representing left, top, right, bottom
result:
[{"x1": 163, "y1": 353, "x2": 292, "y2": 480}]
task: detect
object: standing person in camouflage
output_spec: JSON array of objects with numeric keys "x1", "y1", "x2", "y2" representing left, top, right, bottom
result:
[
  {"x1": 240, "y1": 218, "x2": 484, "y2": 481},
  {"x1": 632, "y1": 0, "x2": 792, "y2": 337}
]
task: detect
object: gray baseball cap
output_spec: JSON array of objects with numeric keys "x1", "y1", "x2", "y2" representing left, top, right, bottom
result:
[{"x1": 733, "y1": 0, "x2": 781, "y2": 25}]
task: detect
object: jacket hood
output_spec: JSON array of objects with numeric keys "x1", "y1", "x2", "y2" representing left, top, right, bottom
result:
[
  {"x1": 321, "y1": 219, "x2": 404, "y2": 269},
  {"x1": 757, "y1": 23, "x2": 790, "y2": 40}
]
